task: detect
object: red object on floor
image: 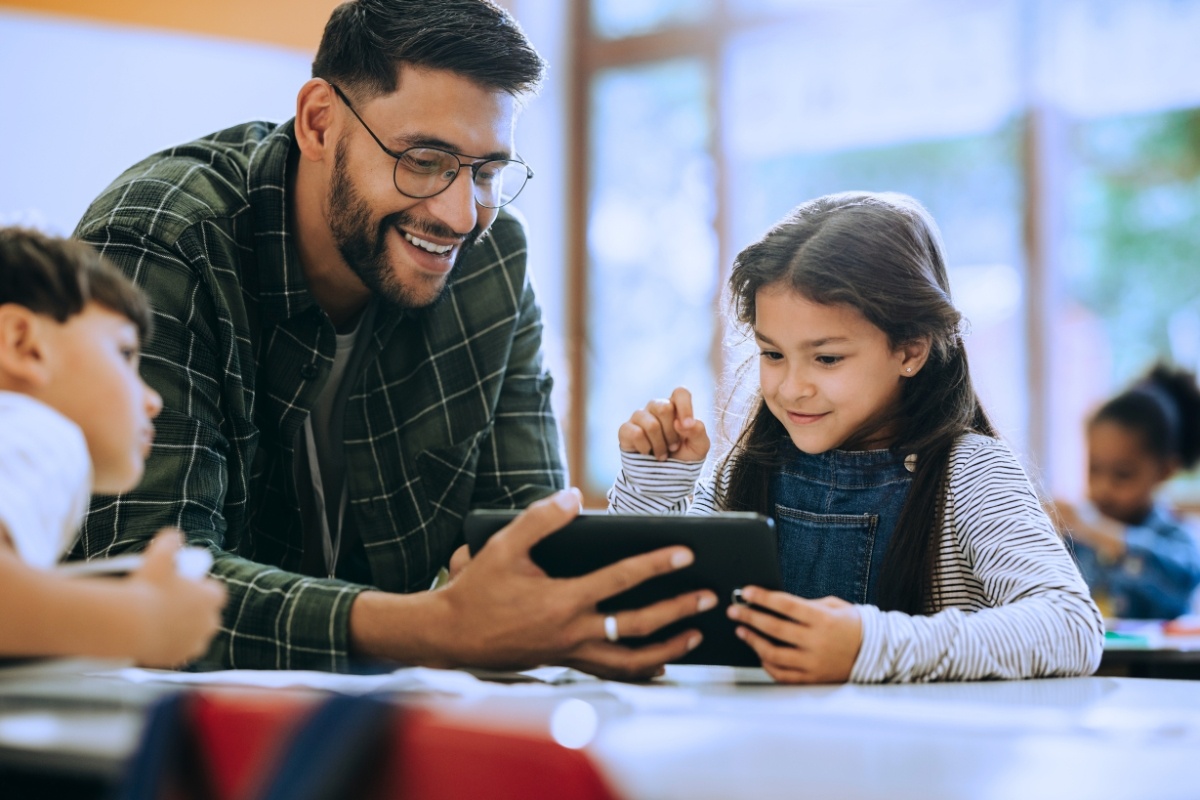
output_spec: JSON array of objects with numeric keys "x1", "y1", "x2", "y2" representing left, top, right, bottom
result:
[
  {"x1": 189, "y1": 691, "x2": 313, "y2": 800},
  {"x1": 182, "y1": 689, "x2": 621, "y2": 800},
  {"x1": 388, "y1": 708, "x2": 618, "y2": 800}
]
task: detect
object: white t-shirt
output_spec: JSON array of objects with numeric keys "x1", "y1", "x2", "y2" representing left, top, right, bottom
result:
[{"x1": 0, "y1": 391, "x2": 92, "y2": 568}]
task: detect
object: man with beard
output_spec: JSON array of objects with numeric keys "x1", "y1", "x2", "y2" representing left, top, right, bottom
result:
[{"x1": 71, "y1": 0, "x2": 713, "y2": 678}]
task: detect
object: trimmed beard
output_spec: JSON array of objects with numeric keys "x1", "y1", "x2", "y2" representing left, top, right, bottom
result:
[{"x1": 327, "y1": 138, "x2": 483, "y2": 310}]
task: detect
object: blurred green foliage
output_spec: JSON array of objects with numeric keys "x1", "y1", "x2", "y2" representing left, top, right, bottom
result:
[{"x1": 1069, "y1": 108, "x2": 1200, "y2": 384}]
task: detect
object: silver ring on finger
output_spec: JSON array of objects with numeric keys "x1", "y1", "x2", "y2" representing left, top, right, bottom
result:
[{"x1": 604, "y1": 614, "x2": 620, "y2": 643}]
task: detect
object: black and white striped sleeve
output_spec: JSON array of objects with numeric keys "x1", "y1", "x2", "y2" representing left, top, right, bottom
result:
[
  {"x1": 851, "y1": 436, "x2": 1104, "y2": 682},
  {"x1": 606, "y1": 451, "x2": 719, "y2": 515}
]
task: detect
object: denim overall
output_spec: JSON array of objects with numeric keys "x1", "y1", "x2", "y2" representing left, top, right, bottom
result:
[{"x1": 770, "y1": 443, "x2": 914, "y2": 604}]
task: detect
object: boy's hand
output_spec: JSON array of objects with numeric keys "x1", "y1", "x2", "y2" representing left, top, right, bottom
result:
[
  {"x1": 618, "y1": 386, "x2": 710, "y2": 462},
  {"x1": 727, "y1": 588, "x2": 862, "y2": 684},
  {"x1": 130, "y1": 529, "x2": 226, "y2": 668}
]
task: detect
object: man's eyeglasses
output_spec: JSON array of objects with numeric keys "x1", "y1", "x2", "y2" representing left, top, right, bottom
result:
[{"x1": 328, "y1": 83, "x2": 532, "y2": 210}]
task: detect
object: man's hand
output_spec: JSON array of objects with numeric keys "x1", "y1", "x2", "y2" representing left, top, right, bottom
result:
[
  {"x1": 618, "y1": 386, "x2": 710, "y2": 463},
  {"x1": 350, "y1": 489, "x2": 716, "y2": 680},
  {"x1": 727, "y1": 587, "x2": 862, "y2": 684},
  {"x1": 447, "y1": 544, "x2": 471, "y2": 582}
]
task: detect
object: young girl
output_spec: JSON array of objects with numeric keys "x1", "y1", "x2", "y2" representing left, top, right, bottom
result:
[
  {"x1": 1049, "y1": 364, "x2": 1200, "y2": 620},
  {"x1": 610, "y1": 191, "x2": 1104, "y2": 683}
]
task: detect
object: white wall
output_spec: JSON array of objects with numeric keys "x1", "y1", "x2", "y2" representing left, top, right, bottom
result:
[{"x1": 0, "y1": 9, "x2": 311, "y2": 235}]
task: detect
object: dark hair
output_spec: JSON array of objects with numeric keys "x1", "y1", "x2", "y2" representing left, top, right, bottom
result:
[
  {"x1": 1091, "y1": 362, "x2": 1200, "y2": 471},
  {"x1": 312, "y1": 0, "x2": 546, "y2": 100},
  {"x1": 0, "y1": 227, "x2": 151, "y2": 340},
  {"x1": 719, "y1": 191, "x2": 995, "y2": 615}
]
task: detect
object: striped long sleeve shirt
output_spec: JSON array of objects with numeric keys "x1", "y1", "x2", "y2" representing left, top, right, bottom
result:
[{"x1": 608, "y1": 433, "x2": 1104, "y2": 682}]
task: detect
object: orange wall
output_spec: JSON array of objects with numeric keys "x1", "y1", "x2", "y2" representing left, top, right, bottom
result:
[{"x1": 0, "y1": 0, "x2": 343, "y2": 51}]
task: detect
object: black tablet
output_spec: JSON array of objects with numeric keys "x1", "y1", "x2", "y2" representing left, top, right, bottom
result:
[{"x1": 462, "y1": 510, "x2": 781, "y2": 668}]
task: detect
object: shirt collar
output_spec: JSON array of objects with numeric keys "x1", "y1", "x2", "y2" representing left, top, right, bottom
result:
[
  {"x1": 246, "y1": 118, "x2": 320, "y2": 322},
  {"x1": 245, "y1": 119, "x2": 410, "y2": 343}
]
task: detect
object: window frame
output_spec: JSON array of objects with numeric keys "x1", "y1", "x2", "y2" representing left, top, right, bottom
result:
[{"x1": 564, "y1": 0, "x2": 1194, "y2": 508}]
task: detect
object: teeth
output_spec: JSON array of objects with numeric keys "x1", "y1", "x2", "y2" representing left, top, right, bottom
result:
[{"x1": 404, "y1": 232, "x2": 453, "y2": 255}]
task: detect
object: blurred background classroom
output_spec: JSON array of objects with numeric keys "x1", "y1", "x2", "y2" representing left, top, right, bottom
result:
[{"x1": 2, "y1": 0, "x2": 1199, "y2": 517}]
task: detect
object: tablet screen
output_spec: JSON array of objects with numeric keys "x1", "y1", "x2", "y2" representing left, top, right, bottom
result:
[{"x1": 463, "y1": 511, "x2": 781, "y2": 667}]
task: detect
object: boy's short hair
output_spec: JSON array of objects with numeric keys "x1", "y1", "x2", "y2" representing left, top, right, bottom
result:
[{"x1": 0, "y1": 227, "x2": 151, "y2": 340}]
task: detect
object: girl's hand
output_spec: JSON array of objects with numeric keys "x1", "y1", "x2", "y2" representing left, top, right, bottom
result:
[
  {"x1": 727, "y1": 587, "x2": 862, "y2": 684},
  {"x1": 130, "y1": 529, "x2": 227, "y2": 668},
  {"x1": 617, "y1": 386, "x2": 710, "y2": 462}
]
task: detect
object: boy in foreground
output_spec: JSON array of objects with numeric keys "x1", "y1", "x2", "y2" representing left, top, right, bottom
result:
[{"x1": 0, "y1": 227, "x2": 225, "y2": 668}]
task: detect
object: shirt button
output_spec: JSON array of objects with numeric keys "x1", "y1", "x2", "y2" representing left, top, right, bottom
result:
[{"x1": 300, "y1": 363, "x2": 319, "y2": 380}]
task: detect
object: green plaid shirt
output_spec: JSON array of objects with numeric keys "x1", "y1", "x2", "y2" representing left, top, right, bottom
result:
[{"x1": 73, "y1": 120, "x2": 566, "y2": 671}]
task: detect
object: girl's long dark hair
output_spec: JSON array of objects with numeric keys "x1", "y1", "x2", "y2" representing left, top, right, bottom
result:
[{"x1": 717, "y1": 192, "x2": 995, "y2": 615}]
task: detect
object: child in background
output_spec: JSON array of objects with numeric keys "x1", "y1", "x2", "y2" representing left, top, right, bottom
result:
[
  {"x1": 1049, "y1": 364, "x2": 1200, "y2": 620},
  {"x1": 0, "y1": 227, "x2": 225, "y2": 667},
  {"x1": 610, "y1": 191, "x2": 1103, "y2": 683}
]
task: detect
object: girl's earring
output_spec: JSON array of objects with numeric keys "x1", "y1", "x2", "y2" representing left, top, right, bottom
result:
[{"x1": 905, "y1": 367, "x2": 913, "y2": 374}]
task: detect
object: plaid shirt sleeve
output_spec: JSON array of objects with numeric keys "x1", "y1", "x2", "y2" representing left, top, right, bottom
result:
[
  {"x1": 73, "y1": 220, "x2": 366, "y2": 671},
  {"x1": 70, "y1": 124, "x2": 566, "y2": 671}
]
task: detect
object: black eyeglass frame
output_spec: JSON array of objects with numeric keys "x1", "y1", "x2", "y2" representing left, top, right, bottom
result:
[{"x1": 327, "y1": 82, "x2": 533, "y2": 210}]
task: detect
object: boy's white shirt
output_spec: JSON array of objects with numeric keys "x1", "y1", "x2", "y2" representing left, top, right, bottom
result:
[{"x1": 0, "y1": 391, "x2": 92, "y2": 568}]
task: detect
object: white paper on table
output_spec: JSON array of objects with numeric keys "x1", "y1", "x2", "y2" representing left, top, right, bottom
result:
[{"x1": 89, "y1": 665, "x2": 589, "y2": 699}]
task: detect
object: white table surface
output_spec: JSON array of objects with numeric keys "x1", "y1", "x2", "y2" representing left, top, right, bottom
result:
[
  {"x1": 2, "y1": 662, "x2": 1199, "y2": 799},
  {"x1": 581, "y1": 667, "x2": 1200, "y2": 800}
]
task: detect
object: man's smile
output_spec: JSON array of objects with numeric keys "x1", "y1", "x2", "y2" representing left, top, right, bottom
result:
[{"x1": 402, "y1": 229, "x2": 456, "y2": 255}]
